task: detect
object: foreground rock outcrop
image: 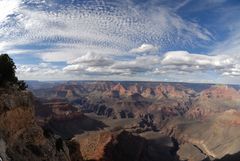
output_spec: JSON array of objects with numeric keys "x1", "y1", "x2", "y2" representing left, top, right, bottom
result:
[
  {"x1": 0, "y1": 89, "x2": 73, "y2": 161},
  {"x1": 73, "y1": 130, "x2": 179, "y2": 161}
]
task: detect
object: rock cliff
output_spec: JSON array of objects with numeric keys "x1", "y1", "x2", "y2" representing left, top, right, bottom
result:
[{"x1": 0, "y1": 88, "x2": 73, "y2": 161}]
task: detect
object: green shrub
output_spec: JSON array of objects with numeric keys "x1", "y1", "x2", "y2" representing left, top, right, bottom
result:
[{"x1": 0, "y1": 54, "x2": 27, "y2": 90}]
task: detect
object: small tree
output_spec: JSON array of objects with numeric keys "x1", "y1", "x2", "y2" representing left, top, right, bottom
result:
[
  {"x1": 17, "y1": 80, "x2": 28, "y2": 90},
  {"x1": 0, "y1": 54, "x2": 27, "y2": 90}
]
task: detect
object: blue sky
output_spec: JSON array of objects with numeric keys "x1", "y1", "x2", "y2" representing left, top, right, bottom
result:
[{"x1": 0, "y1": 0, "x2": 240, "y2": 83}]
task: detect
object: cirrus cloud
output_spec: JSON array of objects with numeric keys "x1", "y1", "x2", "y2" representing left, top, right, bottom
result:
[{"x1": 1, "y1": 0, "x2": 240, "y2": 84}]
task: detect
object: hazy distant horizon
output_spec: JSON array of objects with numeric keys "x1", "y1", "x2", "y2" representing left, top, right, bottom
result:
[{"x1": 25, "y1": 79, "x2": 240, "y2": 86}]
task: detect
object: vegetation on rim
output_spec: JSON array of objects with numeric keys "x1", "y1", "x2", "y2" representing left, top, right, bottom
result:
[{"x1": 0, "y1": 54, "x2": 27, "y2": 90}]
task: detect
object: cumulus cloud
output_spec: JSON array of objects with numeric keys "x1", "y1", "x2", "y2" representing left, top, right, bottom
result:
[
  {"x1": 64, "y1": 53, "x2": 161, "y2": 76},
  {"x1": 111, "y1": 55, "x2": 161, "y2": 74},
  {"x1": 63, "y1": 52, "x2": 115, "y2": 74},
  {"x1": 129, "y1": 44, "x2": 158, "y2": 54},
  {"x1": 162, "y1": 51, "x2": 233, "y2": 68},
  {"x1": 67, "y1": 52, "x2": 114, "y2": 66},
  {"x1": 222, "y1": 65, "x2": 240, "y2": 76},
  {"x1": 161, "y1": 51, "x2": 240, "y2": 77},
  {"x1": 16, "y1": 49, "x2": 240, "y2": 82},
  {"x1": 17, "y1": 63, "x2": 65, "y2": 80},
  {"x1": 60, "y1": 49, "x2": 240, "y2": 81}
]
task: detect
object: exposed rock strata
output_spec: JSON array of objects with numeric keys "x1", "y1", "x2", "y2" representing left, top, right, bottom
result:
[{"x1": 0, "y1": 89, "x2": 72, "y2": 161}]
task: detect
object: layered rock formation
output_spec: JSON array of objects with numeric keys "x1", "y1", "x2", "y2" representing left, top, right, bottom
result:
[
  {"x1": 0, "y1": 88, "x2": 72, "y2": 161},
  {"x1": 32, "y1": 82, "x2": 194, "y2": 122},
  {"x1": 73, "y1": 130, "x2": 179, "y2": 161},
  {"x1": 186, "y1": 85, "x2": 240, "y2": 119},
  {"x1": 35, "y1": 98, "x2": 107, "y2": 139},
  {"x1": 177, "y1": 143, "x2": 208, "y2": 161},
  {"x1": 163, "y1": 109, "x2": 240, "y2": 160},
  {"x1": 29, "y1": 81, "x2": 240, "y2": 161}
]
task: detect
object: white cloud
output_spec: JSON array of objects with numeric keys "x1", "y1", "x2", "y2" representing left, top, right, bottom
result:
[
  {"x1": 63, "y1": 51, "x2": 119, "y2": 75},
  {"x1": 16, "y1": 63, "x2": 66, "y2": 80},
  {"x1": 67, "y1": 52, "x2": 114, "y2": 66},
  {"x1": 63, "y1": 52, "x2": 115, "y2": 74},
  {"x1": 0, "y1": 0, "x2": 21, "y2": 23},
  {"x1": 16, "y1": 49, "x2": 240, "y2": 83},
  {"x1": 222, "y1": 64, "x2": 240, "y2": 76},
  {"x1": 5, "y1": 0, "x2": 240, "y2": 83},
  {"x1": 162, "y1": 51, "x2": 233, "y2": 68},
  {"x1": 0, "y1": 41, "x2": 8, "y2": 51},
  {"x1": 160, "y1": 50, "x2": 240, "y2": 78},
  {"x1": 0, "y1": 0, "x2": 212, "y2": 61},
  {"x1": 111, "y1": 55, "x2": 161, "y2": 74},
  {"x1": 64, "y1": 52, "x2": 161, "y2": 76},
  {"x1": 129, "y1": 44, "x2": 158, "y2": 54}
]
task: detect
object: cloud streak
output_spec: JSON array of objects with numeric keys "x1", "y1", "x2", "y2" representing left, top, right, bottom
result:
[
  {"x1": 0, "y1": 0, "x2": 240, "y2": 83},
  {"x1": 0, "y1": 0, "x2": 212, "y2": 58}
]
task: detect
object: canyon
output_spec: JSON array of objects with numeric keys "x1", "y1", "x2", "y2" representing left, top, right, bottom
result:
[{"x1": 1, "y1": 81, "x2": 240, "y2": 161}]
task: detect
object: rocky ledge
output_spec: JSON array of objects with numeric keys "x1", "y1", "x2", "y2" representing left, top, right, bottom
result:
[{"x1": 0, "y1": 89, "x2": 75, "y2": 161}]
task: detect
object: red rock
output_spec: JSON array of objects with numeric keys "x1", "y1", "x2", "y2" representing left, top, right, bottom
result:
[{"x1": 112, "y1": 83, "x2": 127, "y2": 95}]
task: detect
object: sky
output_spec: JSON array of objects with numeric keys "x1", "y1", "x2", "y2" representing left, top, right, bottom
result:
[{"x1": 0, "y1": 0, "x2": 240, "y2": 84}]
